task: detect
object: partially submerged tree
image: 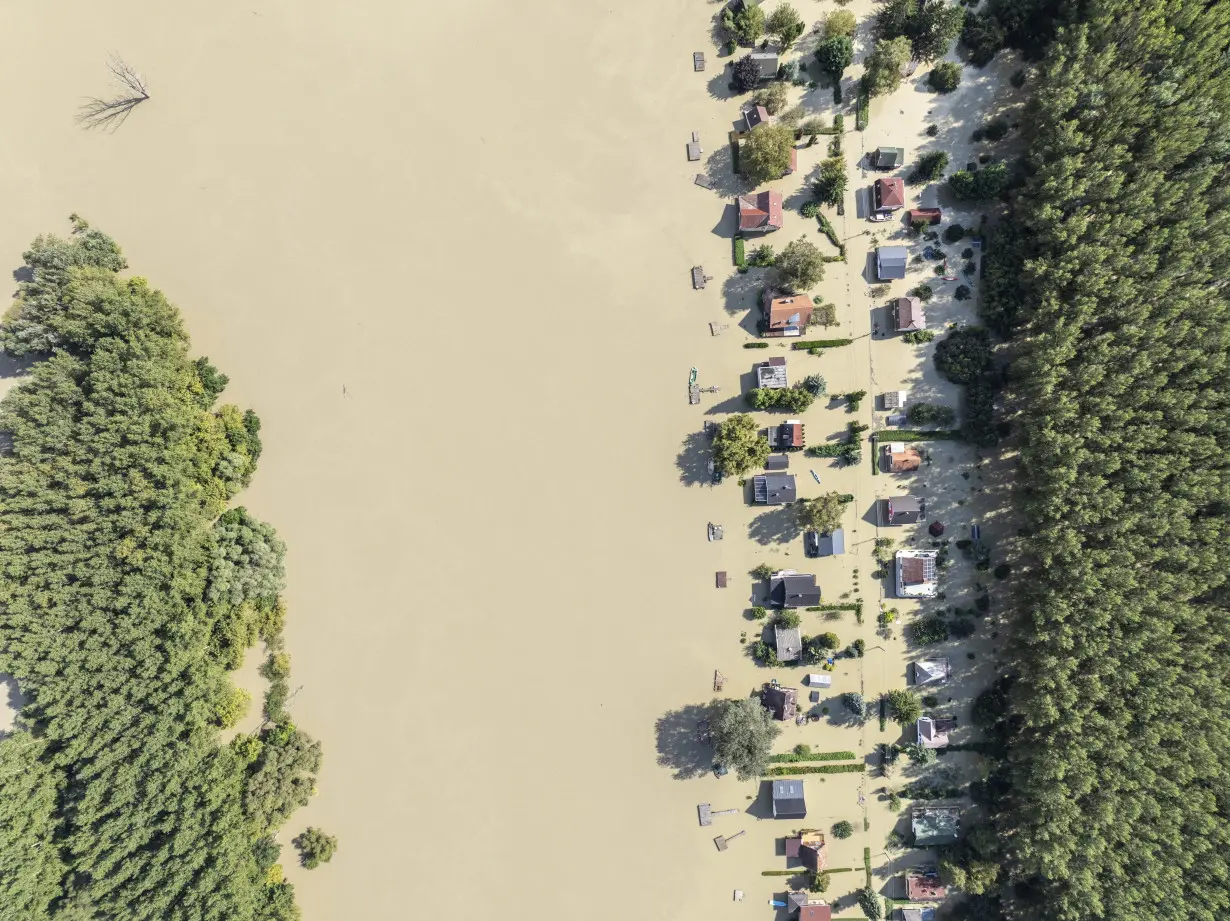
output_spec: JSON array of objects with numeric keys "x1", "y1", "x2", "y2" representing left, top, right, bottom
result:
[
  {"x1": 709, "y1": 696, "x2": 781, "y2": 780},
  {"x1": 816, "y1": 35, "x2": 854, "y2": 83},
  {"x1": 776, "y1": 237, "x2": 826, "y2": 291},
  {"x1": 733, "y1": 54, "x2": 763, "y2": 93},
  {"x1": 908, "y1": 150, "x2": 950, "y2": 184},
  {"x1": 795, "y1": 491, "x2": 849, "y2": 533},
  {"x1": 863, "y1": 37, "x2": 913, "y2": 96},
  {"x1": 753, "y1": 81, "x2": 790, "y2": 115},
  {"x1": 766, "y1": 3, "x2": 806, "y2": 49},
  {"x1": 875, "y1": 0, "x2": 965, "y2": 62},
  {"x1": 885, "y1": 689, "x2": 922, "y2": 725},
  {"x1": 741, "y1": 123, "x2": 796, "y2": 183},
  {"x1": 293, "y1": 827, "x2": 338, "y2": 869},
  {"x1": 814, "y1": 156, "x2": 848, "y2": 205},
  {"x1": 949, "y1": 161, "x2": 1008, "y2": 200},
  {"x1": 825, "y1": 9, "x2": 858, "y2": 37},
  {"x1": 77, "y1": 54, "x2": 150, "y2": 131},
  {"x1": 713, "y1": 413, "x2": 770, "y2": 476},
  {"x1": 724, "y1": 3, "x2": 766, "y2": 46},
  {"x1": 929, "y1": 60, "x2": 962, "y2": 92}
]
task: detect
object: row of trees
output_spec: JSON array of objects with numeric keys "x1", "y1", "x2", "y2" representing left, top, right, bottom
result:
[
  {"x1": 966, "y1": 0, "x2": 1230, "y2": 918},
  {"x1": 0, "y1": 218, "x2": 321, "y2": 920}
]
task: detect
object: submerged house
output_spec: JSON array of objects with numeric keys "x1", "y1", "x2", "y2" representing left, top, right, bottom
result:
[
  {"x1": 873, "y1": 146, "x2": 904, "y2": 169},
  {"x1": 744, "y1": 104, "x2": 770, "y2": 131},
  {"x1": 815, "y1": 529, "x2": 845, "y2": 557},
  {"x1": 896, "y1": 550, "x2": 939, "y2": 598},
  {"x1": 774, "y1": 623, "x2": 803, "y2": 662},
  {"x1": 906, "y1": 872, "x2": 947, "y2": 902},
  {"x1": 883, "y1": 496, "x2": 923, "y2": 525},
  {"x1": 912, "y1": 806, "x2": 961, "y2": 846},
  {"x1": 763, "y1": 684, "x2": 798, "y2": 721},
  {"x1": 762, "y1": 291, "x2": 813, "y2": 337},
  {"x1": 749, "y1": 51, "x2": 780, "y2": 81},
  {"x1": 894, "y1": 296, "x2": 925, "y2": 332},
  {"x1": 917, "y1": 715, "x2": 957, "y2": 749},
  {"x1": 757, "y1": 356, "x2": 788, "y2": 389},
  {"x1": 753, "y1": 472, "x2": 797, "y2": 505},
  {"x1": 874, "y1": 177, "x2": 906, "y2": 213},
  {"x1": 877, "y1": 246, "x2": 909, "y2": 280},
  {"x1": 770, "y1": 571, "x2": 821, "y2": 608},
  {"x1": 768, "y1": 419, "x2": 805, "y2": 450},
  {"x1": 913, "y1": 658, "x2": 951, "y2": 685},
  {"x1": 738, "y1": 190, "x2": 784, "y2": 233},
  {"x1": 885, "y1": 443, "x2": 922, "y2": 473},
  {"x1": 772, "y1": 778, "x2": 807, "y2": 818}
]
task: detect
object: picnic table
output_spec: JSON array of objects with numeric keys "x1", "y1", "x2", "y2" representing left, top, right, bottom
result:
[{"x1": 715, "y1": 571, "x2": 727, "y2": 588}]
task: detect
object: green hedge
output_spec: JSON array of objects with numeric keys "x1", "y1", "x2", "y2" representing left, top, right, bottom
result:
[
  {"x1": 792, "y1": 339, "x2": 853, "y2": 350},
  {"x1": 884, "y1": 429, "x2": 963, "y2": 442},
  {"x1": 769, "y1": 749, "x2": 859, "y2": 763},
  {"x1": 856, "y1": 82, "x2": 870, "y2": 131},
  {"x1": 863, "y1": 847, "x2": 873, "y2": 887},
  {"x1": 743, "y1": 342, "x2": 770, "y2": 349},
  {"x1": 734, "y1": 236, "x2": 746, "y2": 269},
  {"x1": 817, "y1": 213, "x2": 842, "y2": 250},
  {"x1": 767, "y1": 763, "x2": 866, "y2": 776}
]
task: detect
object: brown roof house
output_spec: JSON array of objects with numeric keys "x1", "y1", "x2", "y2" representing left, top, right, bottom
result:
[
  {"x1": 757, "y1": 356, "x2": 788, "y2": 389},
  {"x1": 768, "y1": 419, "x2": 805, "y2": 450},
  {"x1": 762, "y1": 291, "x2": 813, "y2": 337},
  {"x1": 917, "y1": 715, "x2": 957, "y2": 749},
  {"x1": 896, "y1": 550, "x2": 939, "y2": 598},
  {"x1": 874, "y1": 177, "x2": 906, "y2": 212},
  {"x1": 738, "y1": 190, "x2": 784, "y2": 233},
  {"x1": 763, "y1": 685, "x2": 798, "y2": 721},
  {"x1": 784, "y1": 831, "x2": 828, "y2": 870},
  {"x1": 799, "y1": 905, "x2": 832, "y2": 921},
  {"x1": 884, "y1": 442, "x2": 922, "y2": 473},
  {"x1": 895, "y1": 296, "x2": 925, "y2": 332}
]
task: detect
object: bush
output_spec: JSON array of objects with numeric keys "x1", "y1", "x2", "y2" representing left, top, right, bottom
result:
[
  {"x1": 885, "y1": 689, "x2": 922, "y2": 725},
  {"x1": 902, "y1": 743, "x2": 937, "y2": 765},
  {"x1": 753, "y1": 82, "x2": 790, "y2": 115},
  {"x1": 816, "y1": 213, "x2": 842, "y2": 250},
  {"x1": 800, "y1": 373, "x2": 827, "y2": 397},
  {"x1": 744, "y1": 341, "x2": 770, "y2": 348},
  {"x1": 843, "y1": 692, "x2": 866, "y2": 716},
  {"x1": 934, "y1": 326, "x2": 992, "y2": 383},
  {"x1": 852, "y1": 638, "x2": 865, "y2": 656},
  {"x1": 1010, "y1": 68, "x2": 1027, "y2": 88},
  {"x1": 749, "y1": 243, "x2": 776, "y2": 267},
  {"x1": 846, "y1": 390, "x2": 867, "y2": 411},
  {"x1": 975, "y1": 594, "x2": 991, "y2": 612},
  {"x1": 814, "y1": 156, "x2": 848, "y2": 205},
  {"x1": 809, "y1": 870, "x2": 832, "y2": 893},
  {"x1": 768, "y1": 763, "x2": 866, "y2": 775},
  {"x1": 734, "y1": 236, "x2": 746, "y2": 268},
  {"x1": 833, "y1": 820, "x2": 854, "y2": 839},
  {"x1": 912, "y1": 284, "x2": 934, "y2": 302},
  {"x1": 750, "y1": 639, "x2": 779, "y2": 666},
  {"x1": 929, "y1": 61, "x2": 962, "y2": 93},
  {"x1": 770, "y1": 747, "x2": 859, "y2": 762},
  {"x1": 293, "y1": 827, "x2": 338, "y2": 869},
  {"x1": 801, "y1": 201, "x2": 820, "y2": 219},
  {"x1": 908, "y1": 403, "x2": 956, "y2": 426},
  {"x1": 779, "y1": 59, "x2": 800, "y2": 83},
  {"x1": 908, "y1": 617, "x2": 949, "y2": 645},
  {"x1": 752, "y1": 563, "x2": 775, "y2": 580},
  {"x1": 943, "y1": 224, "x2": 966, "y2": 244},
  {"x1": 812, "y1": 303, "x2": 837, "y2": 327},
  {"x1": 902, "y1": 329, "x2": 936, "y2": 344},
  {"x1": 887, "y1": 792, "x2": 902, "y2": 811},
  {"x1": 961, "y1": 247, "x2": 975, "y2": 259},
  {"x1": 751, "y1": 605, "x2": 769, "y2": 621},
  {"x1": 856, "y1": 81, "x2": 870, "y2": 129},
  {"x1": 858, "y1": 885, "x2": 883, "y2": 919},
  {"x1": 798, "y1": 116, "x2": 828, "y2": 139},
  {"x1": 908, "y1": 150, "x2": 949, "y2": 185},
  {"x1": 954, "y1": 284, "x2": 972, "y2": 300},
  {"x1": 926, "y1": 123, "x2": 939, "y2": 137},
  {"x1": 776, "y1": 609, "x2": 803, "y2": 629},
  {"x1": 814, "y1": 631, "x2": 841, "y2": 650}
]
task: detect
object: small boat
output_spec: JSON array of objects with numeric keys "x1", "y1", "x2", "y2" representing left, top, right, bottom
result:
[
  {"x1": 707, "y1": 522, "x2": 724, "y2": 541},
  {"x1": 689, "y1": 367, "x2": 698, "y2": 385},
  {"x1": 810, "y1": 469, "x2": 821, "y2": 484}
]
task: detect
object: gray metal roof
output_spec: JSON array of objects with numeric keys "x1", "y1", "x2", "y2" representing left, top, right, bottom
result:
[
  {"x1": 877, "y1": 245, "x2": 909, "y2": 280},
  {"x1": 817, "y1": 528, "x2": 845, "y2": 556},
  {"x1": 772, "y1": 778, "x2": 807, "y2": 817},
  {"x1": 774, "y1": 623, "x2": 803, "y2": 661},
  {"x1": 754, "y1": 473, "x2": 797, "y2": 504},
  {"x1": 750, "y1": 52, "x2": 780, "y2": 79}
]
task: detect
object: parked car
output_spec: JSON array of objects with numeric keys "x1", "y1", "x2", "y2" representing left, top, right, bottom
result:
[{"x1": 804, "y1": 531, "x2": 820, "y2": 557}]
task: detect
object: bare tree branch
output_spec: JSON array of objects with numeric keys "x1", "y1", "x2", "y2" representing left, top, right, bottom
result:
[{"x1": 77, "y1": 54, "x2": 149, "y2": 132}]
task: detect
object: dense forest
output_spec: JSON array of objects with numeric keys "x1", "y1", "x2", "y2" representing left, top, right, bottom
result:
[
  {"x1": 968, "y1": 0, "x2": 1230, "y2": 918},
  {"x1": 0, "y1": 217, "x2": 317, "y2": 921}
]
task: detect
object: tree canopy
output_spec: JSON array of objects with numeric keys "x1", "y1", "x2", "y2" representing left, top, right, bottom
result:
[
  {"x1": 732, "y1": 54, "x2": 763, "y2": 93},
  {"x1": 741, "y1": 123, "x2": 795, "y2": 184},
  {"x1": 862, "y1": 37, "x2": 913, "y2": 96},
  {"x1": 815, "y1": 36, "x2": 854, "y2": 80},
  {"x1": 713, "y1": 413, "x2": 770, "y2": 476},
  {"x1": 0, "y1": 218, "x2": 317, "y2": 921},
  {"x1": 765, "y1": 3, "x2": 805, "y2": 49},
  {"x1": 723, "y1": 3, "x2": 766, "y2": 46},
  {"x1": 775, "y1": 237, "x2": 826, "y2": 291},
  {"x1": 709, "y1": 697, "x2": 780, "y2": 780},
  {"x1": 885, "y1": 689, "x2": 921, "y2": 725},
  {"x1": 948, "y1": 162, "x2": 1008, "y2": 201},
  {"x1": 794, "y1": 492, "x2": 848, "y2": 533},
  {"x1": 875, "y1": 0, "x2": 965, "y2": 62}
]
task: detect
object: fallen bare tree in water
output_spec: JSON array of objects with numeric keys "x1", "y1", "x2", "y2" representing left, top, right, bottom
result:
[{"x1": 77, "y1": 55, "x2": 149, "y2": 131}]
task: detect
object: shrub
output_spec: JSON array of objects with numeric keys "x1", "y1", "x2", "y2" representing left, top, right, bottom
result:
[
  {"x1": 885, "y1": 689, "x2": 922, "y2": 725},
  {"x1": 983, "y1": 117, "x2": 1010, "y2": 141},
  {"x1": 814, "y1": 631, "x2": 841, "y2": 650},
  {"x1": 833, "y1": 820, "x2": 854, "y2": 839},
  {"x1": 753, "y1": 82, "x2": 790, "y2": 115},
  {"x1": 751, "y1": 605, "x2": 769, "y2": 620},
  {"x1": 825, "y1": 9, "x2": 857, "y2": 37},
  {"x1": 734, "y1": 236, "x2": 746, "y2": 268},
  {"x1": 846, "y1": 390, "x2": 867, "y2": 410},
  {"x1": 858, "y1": 884, "x2": 883, "y2": 919},
  {"x1": 912, "y1": 284, "x2": 935, "y2": 302},
  {"x1": 975, "y1": 594, "x2": 991, "y2": 612},
  {"x1": 1010, "y1": 68, "x2": 1027, "y2": 88},
  {"x1": 852, "y1": 638, "x2": 865, "y2": 656},
  {"x1": 293, "y1": 827, "x2": 338, "y2": 869},
  {"x1": 744, "y1": 341, "x2": 769, "y2": 349},
  {"x1": 779, "y1": 59, "x2": 800, "y2": 83},
  {"x1": 768, "y1": 763, "x2": 866, "y2": 775},
  {"x1": 750, "y1": 640, "x2": 779, "y2": 666},
  {"x1": 902, "y1": 329, "x2": 936, "y2": 344},
  {"x1": 908, "y1": 403, "x2": 956, "y2": 426},
  {"x1": 801, "y1": 201, "x2": 820, "y2": 219},
  {"x1": 843, "y1": 692, "x2": 866, "y2": 715},
  {"x1": 856, "y1": 80, "x2": 870, "y2": 129},
  {"x1": 922, "y1": 694, "x2": 939, "y2": 707},
  {"x1": 943, "y1": 224, "x2": 966, "y2": 244},
  {"x1": 908, "y1": 617, "x2": 949, "y2": 645},
  {"x1": 749, "y1": 243, "x2": 776, "y2": 267},
  {"x1": 926, "y1": 124, "x2": 939, "y2": 137},
  {"x1": 752, "y1": 563, "x2": 775, "y2": 580},
  {"x1": 964, "y1": 260, "x2": 977, "y2": 275},
  {"x1": 954, "y1": 284, "x2": 972, "y2": 300},
  {"x1": 929, "y1": 61, "x2": 962, "y2": 93},
  {"x1": 934, "y1": 326, "x2": 992, "y2": 383},
  {"x1": 950, "y1": 618, "x2": 976, "y2": 638},
  {"x1": 902, "y1": 743, "x2": 937, "y2": 765},
  {"x1": 776, "y1": 609, "x2": 803, "y2": 629},
  {"x1": 816, "y1": 213, "x2": 842, "y2": 250},
  {"x1": 799, "y1": 116, "x2": 828, "y2": 139},
  {"x1": 812, "y1": 302, "x2": 837, "y2": 327},
  {"x1": 809, "y1": 870, "x2": 832, "y2": 893},
  {"x1": 961, "y1": 247, "x2": 975, "y2": 259},
  {"x1": 814, "y1": 156, "x2": 848, "y2": 205}
]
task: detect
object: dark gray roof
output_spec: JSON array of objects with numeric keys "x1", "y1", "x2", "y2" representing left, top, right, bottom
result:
[
  {"x1": 875, "y1": 146, "x2": 904, "y2": 167},
  {"x1": 772, "y1": 779, "x2": 807, "y2": 818},
  {"x1": 765, "y1": 453, "x2": 790, "y2": 471},
  {"x1": 754, "y1": 473, "x2": 797, "y2": 505},
  {"x1": 770, "y1": 573, "x2": 821, "y2": 607},
  {"x1": 817, "y1": 528, "x2": 845, "y2": 556},
  {"x1": 751, "y1": 52, "x2": 780, "y2": 80}
]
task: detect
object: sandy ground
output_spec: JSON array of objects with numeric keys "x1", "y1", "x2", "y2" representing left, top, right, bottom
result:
[{"x1": 0, "y1": 1, "x2": 1018, "y2": 918}]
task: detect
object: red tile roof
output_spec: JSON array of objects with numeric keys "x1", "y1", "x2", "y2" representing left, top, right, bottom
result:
[
  {"x1": 799, "y1": 905, "x2": 832, "y2": 921},
  {"x1": 875, "y1": 177, "x2": 906, "y2": 210},
  {"x1": 784, "y1": 422, "x2": 803, "y2": 448},
  {"x1": 738, "y1": 191, "x2": 784, "y2": 232},
  {"x1": 764, "y1": 293, "x2": 813, "y2": 331},
  {"x1": 907, "y1": 875, "x2": 948, "y2": 901}
]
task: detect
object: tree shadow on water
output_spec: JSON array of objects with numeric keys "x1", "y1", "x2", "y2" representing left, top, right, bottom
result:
[
  {"x1": 676, "y1": 430, "x2": 712, "y2": 487},
  {"x1": 749, "y1": 505, "x2": 803, "y2": 545},
  {"x1": 655, "y1": 703, "x2": 714, "y2": 780}
]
